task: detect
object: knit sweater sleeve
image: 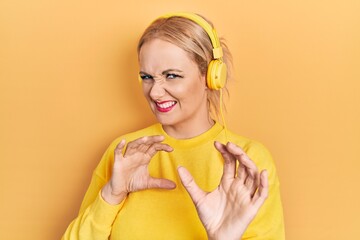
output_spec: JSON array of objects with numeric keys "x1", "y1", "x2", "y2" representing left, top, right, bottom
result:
[{"x1": 61, "y1": 139, "x2": 124, "y2": 240}]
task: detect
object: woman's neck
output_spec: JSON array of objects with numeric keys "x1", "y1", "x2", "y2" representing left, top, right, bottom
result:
[{"x1": 162, "y1": 117, "x2": 215, "y2": 139}]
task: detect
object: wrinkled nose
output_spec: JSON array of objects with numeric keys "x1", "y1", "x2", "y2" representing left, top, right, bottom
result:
[{"x1": 149, "y1": 81, "x2": 166, "y2": 100}]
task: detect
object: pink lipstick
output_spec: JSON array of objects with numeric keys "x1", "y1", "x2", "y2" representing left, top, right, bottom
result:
[{"x1": 155, "y1": 100, "x2": 177, "y2": 113}]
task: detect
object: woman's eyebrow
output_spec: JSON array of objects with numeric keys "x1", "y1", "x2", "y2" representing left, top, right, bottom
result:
[
  {"x1": 139, "y1": 69, "x2": 183, "y2": 76},
  {"x1": 139, "y1": 71, "x2": 150, "y2": 75},
  {"x1": 162, "y1": 69, "x2": 183, "y2": 74}
]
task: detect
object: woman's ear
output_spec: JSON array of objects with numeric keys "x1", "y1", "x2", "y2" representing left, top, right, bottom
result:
[{"x1": 201, "y1": 73, "x2": 208, "y2": 88}]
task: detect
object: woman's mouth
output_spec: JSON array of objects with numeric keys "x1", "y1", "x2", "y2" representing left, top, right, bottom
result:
[{"x1": 155, "y1": 100, "x2": 177, "y2": 113}]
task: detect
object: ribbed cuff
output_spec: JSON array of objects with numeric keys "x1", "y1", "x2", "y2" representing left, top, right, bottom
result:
[{"x1": 89, "y1": 191, "x2": 125, "y2": 226}]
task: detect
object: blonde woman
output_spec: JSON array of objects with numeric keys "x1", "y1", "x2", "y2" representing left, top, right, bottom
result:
[{"x1": 62, "y1": 13, "x2": 285, "y2": 240}]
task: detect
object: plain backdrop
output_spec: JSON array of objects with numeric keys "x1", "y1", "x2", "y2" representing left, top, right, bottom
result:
[{"x1": 1, "y1": 0, "x2": 359, "y2": 239}]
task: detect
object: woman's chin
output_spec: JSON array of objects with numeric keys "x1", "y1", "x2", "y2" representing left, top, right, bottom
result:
[
  {"x1": 155, "y1": 117, "x2": 174, "y2": 127},
  {"x1": 153, "y1": 113, "x2": 178, "y2": 126}
]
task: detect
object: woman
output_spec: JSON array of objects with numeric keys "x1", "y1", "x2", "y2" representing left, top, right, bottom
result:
[{"x1": 62, "y1": 12, "x2": 285, "y2": 239}]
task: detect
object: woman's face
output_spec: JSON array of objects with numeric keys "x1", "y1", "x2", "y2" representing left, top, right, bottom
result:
[{"x1": 139, "y1": 38, "x2": 210, "y2": 136}]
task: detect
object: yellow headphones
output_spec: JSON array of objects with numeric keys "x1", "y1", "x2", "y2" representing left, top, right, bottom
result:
[{"x1": 151, "y1": 12, "x2": 228, "y2": 90}]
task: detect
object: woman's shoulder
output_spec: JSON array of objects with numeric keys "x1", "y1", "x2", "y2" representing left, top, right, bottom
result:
[
  {"x1": 225, "y1": 129, "x2": 266, "y2": 151},
  {"x1": 225, "y1": 129, "x2": 276, "y2": 171}
]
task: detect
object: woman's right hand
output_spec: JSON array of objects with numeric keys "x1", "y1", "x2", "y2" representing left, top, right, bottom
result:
[{"x1": 101, "y1": 135, "x2": 176, "y2": 205}]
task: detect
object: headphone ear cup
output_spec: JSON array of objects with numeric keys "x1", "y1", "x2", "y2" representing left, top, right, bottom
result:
[{"x1": 207, "y1": 60, "x2": 227, "y2": 90}]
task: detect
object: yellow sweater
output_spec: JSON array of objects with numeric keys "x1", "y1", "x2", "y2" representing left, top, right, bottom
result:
[{"x1": 62, "y1": 123, "x2": 285, "y2": 239}]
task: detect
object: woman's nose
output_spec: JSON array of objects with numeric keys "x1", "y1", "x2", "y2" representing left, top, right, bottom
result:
[{"x1": 149, "y1": 81, "x2": 166, "y2": 100}]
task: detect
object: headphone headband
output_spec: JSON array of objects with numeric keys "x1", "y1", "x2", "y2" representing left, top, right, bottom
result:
[{"x1": 158, "y1": 12, "x2": 223, "y2": 59}]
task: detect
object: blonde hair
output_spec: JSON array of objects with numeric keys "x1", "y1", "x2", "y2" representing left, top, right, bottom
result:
[{"x1": 137, "y1": 15, "x2": 232, "y2": 118}]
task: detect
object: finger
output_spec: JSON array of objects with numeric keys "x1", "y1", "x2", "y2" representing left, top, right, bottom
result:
[
  {"x1": 252, "y1": 170, "x2": 269, "y2": 209},
  {"x1": 147, "y1": 177, "x2": 176, "y2": 190},
  {"x1": 226, "y1": 142, "x2": 258, "y2": 182},
  {"x1": 244, "y1": 166, "x2": 260, "y2": 195},
  {"x1": 146, "y1": 142, "x2": 173, "y2": 158},
  {"x1": 227, "y1": 142, "x2": 259, "y2": 195},
  {"x1": 125, "y1": 135, "x2": 166, "y2": 155},
  {"x1": 177, "y1": 166, "x2": 206, "y2": 206},
  {"x1": 214, "y1": 141, "x2": 234, "y2": 165},
  {"x1": 244, "y1": 173, "x2": 260, "y2": 197},
  {"x1": 214, "y1": 141, "x2": 236, "y2": 189},
  {"x1": 226, "y1": 142, "x2": 257, "y2": 169},
  {"x1": 129, "y1": 135, "x2": 165, "y2": 148},
  {"x1": 114, "y1": 139, "x2": 126, "y2": 162}
]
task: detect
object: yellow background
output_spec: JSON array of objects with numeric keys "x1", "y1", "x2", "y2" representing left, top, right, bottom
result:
[{"x1": 1, "y1": 0, "x2": 359, "y2": 239}]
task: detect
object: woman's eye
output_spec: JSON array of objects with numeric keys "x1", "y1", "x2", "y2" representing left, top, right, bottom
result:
[
  {"x1": 166, "y1": 73, "x2": 181, "y2": 79},
  {"x1": 140, "y1": 75, "x2": 153, "y2": 80}
]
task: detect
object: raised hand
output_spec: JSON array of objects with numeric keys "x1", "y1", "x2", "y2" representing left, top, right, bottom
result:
[
  {"x1": 178, "y1": 141, "x2": 268, "y2": 240},
  {"x1": 102, "y1": 135, "x2": 176, "y2": 205}
]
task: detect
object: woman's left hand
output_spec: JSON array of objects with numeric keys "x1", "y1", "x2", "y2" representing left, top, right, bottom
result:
[{"x1": 177, "y1": 141, "x2": 268, "y2": 240}]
